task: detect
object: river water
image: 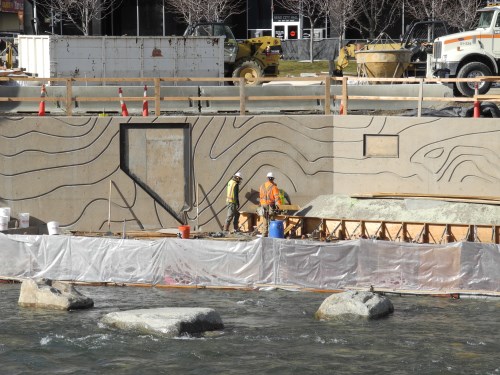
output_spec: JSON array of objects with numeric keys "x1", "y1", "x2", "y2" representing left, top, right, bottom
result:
[{"x1": 1, "y1": 283, "x2": 499, "y2": 374}]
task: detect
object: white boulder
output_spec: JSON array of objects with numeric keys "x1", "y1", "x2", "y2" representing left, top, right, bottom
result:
[
  {"x1": 315, "y1": 290, "x2": 394, "y2": 320},
  {"x1": 101, "y1": 307, "x2": 224, "y2": 337},
  {"x1": 18, "y1": 278, "x2": 94, "y2": 310}
]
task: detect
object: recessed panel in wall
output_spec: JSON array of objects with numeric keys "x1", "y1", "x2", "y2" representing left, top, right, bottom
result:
[
  {"x1": 120, "y1": 123, "x2": 191, "y2": 223},
  {"x1": 364, "y1": 134, "x2": 399, "y2": 157}
]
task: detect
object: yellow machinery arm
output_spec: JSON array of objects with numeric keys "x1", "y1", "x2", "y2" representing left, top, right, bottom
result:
[
  {"x1": 1, "y1": 42, "x2": 14, "y2": 69},
  {"x1": 334, "y1": 43, "x2": 357, "y2": 76}
]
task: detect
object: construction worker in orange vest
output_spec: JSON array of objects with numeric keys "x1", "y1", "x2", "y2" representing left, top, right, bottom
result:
[
  {"x1": 224, "y1": 172, "x2": 243, "y2": 232},
  {"x1": 258, "y1": 172, "x2": 282, "y2": 236}
]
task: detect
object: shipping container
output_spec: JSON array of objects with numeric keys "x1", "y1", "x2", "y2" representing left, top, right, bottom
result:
[{"x1": 17, "y1": 35, "x2": 225, "y2": 85}]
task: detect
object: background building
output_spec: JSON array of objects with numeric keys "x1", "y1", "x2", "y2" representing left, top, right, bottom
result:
[
  {"x1": 0, "y1": 0, "x2": 24, "y2": 34},
  {"x1": 17, "y1": 0, "x2": 328, "y2": 40}
]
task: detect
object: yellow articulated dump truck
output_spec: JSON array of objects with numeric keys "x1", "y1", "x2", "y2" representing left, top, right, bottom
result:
[{"x1": 184, "y1": 23, "x2": 282, "y2": 85}]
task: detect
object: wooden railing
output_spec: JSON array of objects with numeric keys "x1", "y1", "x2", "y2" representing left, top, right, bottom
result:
[
  {"x1": 0, "y1": 75, "x2": 499, "y2": 116},
  {"x1": 239, "y1": 212, "x2": 500, "y2": 244}
]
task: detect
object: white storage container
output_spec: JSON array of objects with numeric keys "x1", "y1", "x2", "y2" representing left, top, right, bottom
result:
[{"x1": 17, "y1": 35, "x2": 224, "y2": 84}]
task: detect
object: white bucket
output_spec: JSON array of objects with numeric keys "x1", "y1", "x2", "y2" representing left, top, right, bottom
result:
[
  {"x1": 19, "y1": 213, "x2": 30, "y2": 228},
  {"x1": 47, "y1": 221, "x2": 60, "y2": 235},
  {"x1": 0, "y1": 207, "x2": 11, "y2": 221},
  {"x1": 0, "y1": 215, "x2": 8, "y2": 231}
]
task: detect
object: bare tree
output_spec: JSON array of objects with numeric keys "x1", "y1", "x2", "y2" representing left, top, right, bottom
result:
[
  {"x1": 275, "y1": 0, "x2": 330, "y2": 62},
  {"x1": 404, "y1": 0, "x2": 483, "y2": 31},
  {"x1": 403, "y1": 0, "x2": 449, "y2": 22},
  {"x1": 207, "y1": 0, "x2": 244, "y2": 22},
  {"x1": 353, "y1": 0, "x2": 402, "y2": 39},
  {"x1": 440, "y1": 0, "x2": 483, "y2": 31},
  {"x1": 38, "y1": 0, "x2": 121, "y2": 36},
  {"x1": 327, "y1": 0, "x2": 362, "y2": 43},
  {"x1": 166, "y1": 0, "x2": 243, "y2": 25}
]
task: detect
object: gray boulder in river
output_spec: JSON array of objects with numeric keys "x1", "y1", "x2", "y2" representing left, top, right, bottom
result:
[
  {"x1": 101, "y1": 307, "x2": 224, "y2": 337},
  {"x1": 18, "y1": 278, "x2": 94, "y2": 310},
  {"x1": 315, "y1": 290, "x2": 394, "y2": 320}
]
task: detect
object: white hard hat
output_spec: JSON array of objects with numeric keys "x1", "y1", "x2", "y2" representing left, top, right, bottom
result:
[
  {"x1": 234, "y1": 172, "x2": 242, "y2": 179},
  {"x1": 266, "y1": 172, "x2": 274, "y2": 178}
]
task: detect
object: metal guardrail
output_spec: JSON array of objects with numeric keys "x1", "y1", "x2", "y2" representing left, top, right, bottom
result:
[{"x1": 0, "y1": 75, "x2": 499, "y2": 116}]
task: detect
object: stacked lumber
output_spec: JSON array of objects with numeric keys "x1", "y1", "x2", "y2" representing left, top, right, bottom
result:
[
  {"x1": 0, "y1": 68, "x2": 30, "y2": 78},
  {"x1": 352, "y1": 192, "x2": 500, "y2": 205}
]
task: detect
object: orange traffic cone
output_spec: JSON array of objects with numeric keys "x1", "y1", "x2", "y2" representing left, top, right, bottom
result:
[
  {"x1": 142, "y1": 85, "x2": 149, "y2": 116},
  {"x1": 118, "y1": 87, "x2": 129, "y2": 116},
  {"x1": 38, "y1": 84, "x2": 47, "y2": 116},
  {"x1": 473, "y1": 83, "x2": 480, "y2": 118}
]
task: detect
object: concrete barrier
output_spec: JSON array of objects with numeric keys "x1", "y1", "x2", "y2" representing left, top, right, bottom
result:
[
  {"x1": 0, "y1": 83, "x2": 455, "y2": 115},
  {"x1": 0, "y1": 85, "x2": 199, "y2": 115},
  {"x1": 200, "y1": 85, "x2": 325, "y2": 113},
  {"x1": 0, "y1": 85, "x2": 66, "y2": 114},
  {"x1": 72, "y1": 86, "x2": 199, "y2": 115},
  {"x1": 343, "y1": 83, "x2": 454, "y2": 111}
]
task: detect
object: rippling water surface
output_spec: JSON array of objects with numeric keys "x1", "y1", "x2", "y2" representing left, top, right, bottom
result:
[{"x1": 1, "y1": 284, "x2": 499, "y2": 374}]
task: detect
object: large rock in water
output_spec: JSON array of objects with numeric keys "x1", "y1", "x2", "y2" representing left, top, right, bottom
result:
[
  {"x1": 18, "y1": 278, "x2": 94, "y2": 310},
  {"x1": 315, "y1": 290, "x2": 394, "y2": 320},
  {"x1": 101, "y1": 307, "x2": 224, "y2": 337}
]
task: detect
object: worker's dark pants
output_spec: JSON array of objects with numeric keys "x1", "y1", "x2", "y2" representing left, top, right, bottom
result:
[
  {"x1": 225, "y1": 203, "x2": 240, "y2": 229},
  {"x1": 259, "y1": 205, "x2": 276, "y2": 236}
]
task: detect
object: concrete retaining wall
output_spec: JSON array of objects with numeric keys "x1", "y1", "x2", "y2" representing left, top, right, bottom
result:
[{"x1": 0, "y1": 114, "x2": 498, "y2": 232}]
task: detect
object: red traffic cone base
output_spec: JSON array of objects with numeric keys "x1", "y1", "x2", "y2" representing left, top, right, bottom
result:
[
  {"x1": 142, "y1": 85, "x2": 149, "y2": 116},
  {"x1": 38, "y1": 84, "x2": 47, "y2": 116},
  {"x1": 118, "y1": 87, "x2": 129, "y2": 117}
]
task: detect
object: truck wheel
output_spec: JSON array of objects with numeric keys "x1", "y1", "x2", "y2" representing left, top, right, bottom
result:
[
  {"x1": 232, "y1": 60, "x2": 264, "y2": 86},
  {"x1": 456, "y1": 62, "x2": 492, "y2": 97}
]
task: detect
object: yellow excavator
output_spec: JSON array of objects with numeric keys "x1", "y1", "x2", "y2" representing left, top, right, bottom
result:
[
  {"x1": 184, "y1": 23, "x2": 281, "y2": 85},
  {"x1": 0, "y1": 40, "x2": 15, "y2": 69},
  {"x1": 334, "y1": 21, "x2": 452, "y2": 77}
]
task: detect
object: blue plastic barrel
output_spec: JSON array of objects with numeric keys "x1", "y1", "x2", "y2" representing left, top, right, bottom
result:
[{"x1": 269, "y1": 220, "x2": 284, "y2": 238}]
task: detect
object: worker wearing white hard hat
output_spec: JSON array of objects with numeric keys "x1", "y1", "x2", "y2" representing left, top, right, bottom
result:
[
  {"x1": 258, "y1": 171, "x2": 282, "y2": 236},
  {"x1": 224, "y1": 172, "x2": 243, "y2": 232}
]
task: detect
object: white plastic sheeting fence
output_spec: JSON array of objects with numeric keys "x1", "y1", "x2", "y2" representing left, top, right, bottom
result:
[{"x1": 1, "y1": 234, "x2": 499, "y2": 293}]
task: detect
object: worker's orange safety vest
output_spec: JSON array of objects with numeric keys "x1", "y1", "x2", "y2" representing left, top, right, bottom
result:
[{"x1": 259, "y1": 181, "x2": 281, "y2": 206}]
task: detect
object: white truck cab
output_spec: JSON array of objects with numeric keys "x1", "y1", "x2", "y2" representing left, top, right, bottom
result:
[{"x1": 430, "y1": 1, "x2": 500, "y2": 96}]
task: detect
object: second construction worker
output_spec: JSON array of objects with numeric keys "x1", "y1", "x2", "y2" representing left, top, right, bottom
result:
[
  {"x1": 224, "y1": 172, "x2": 243, "y2": 232},
  {"x1": 259, "y1": 172, "x2": 282, "y2": 236}
]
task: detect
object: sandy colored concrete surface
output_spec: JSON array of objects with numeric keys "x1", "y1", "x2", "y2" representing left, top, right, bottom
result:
[
  {"x1": 1, "y1": 114, "x2": 499, "y2": 232},
  {"x1": 297, "y1": 194, "x2": 500, "y2": 225}
]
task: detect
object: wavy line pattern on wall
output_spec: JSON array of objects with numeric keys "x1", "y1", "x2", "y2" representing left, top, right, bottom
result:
[
  {"x1": 332, "y1": 116, "x2": 500, "y2": 196},
  {"x1": 189, "y1": 116, "x2": 335, "y2": 227},
  {"x1": 0, "y1": 116, "x2": 162, "y2": 232},
  {"x1": 1, "y1": 115, "x2": 500, "y2": 233}
]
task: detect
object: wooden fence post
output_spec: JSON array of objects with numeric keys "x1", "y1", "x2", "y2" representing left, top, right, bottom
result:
[
  {"x1": 324, "y1": 76, "x2": 331, "y2": 115},
  {"x1": 66, "y1": 78, "x2": 73, "y2": 116},
  {"x1": 239, "y1": 78, "x2": 246, "y2": 115},
  {"x1": 154, "y1": 78, "x2": 161, "y2": 116},
  {"x1": 417, "y1": 78, "x2": 423, "y2": 117},
  {"x1": 342, "y1": 76, "x2": 348, "y2": 115}
]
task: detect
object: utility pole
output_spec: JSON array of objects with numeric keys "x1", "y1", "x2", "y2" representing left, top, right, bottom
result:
[
  {"x1": 162, "y1": 0, "x2": 165, "y2": 36},
  {"x1": 136, "y1": 0, "x2": 139, "y2": 36},
  {"x1": 401, "y1": 2, "x2": 405, "y2": 37},
  {"x1": 33, "y1": 0, "x2": 38, "y2": 35}
]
